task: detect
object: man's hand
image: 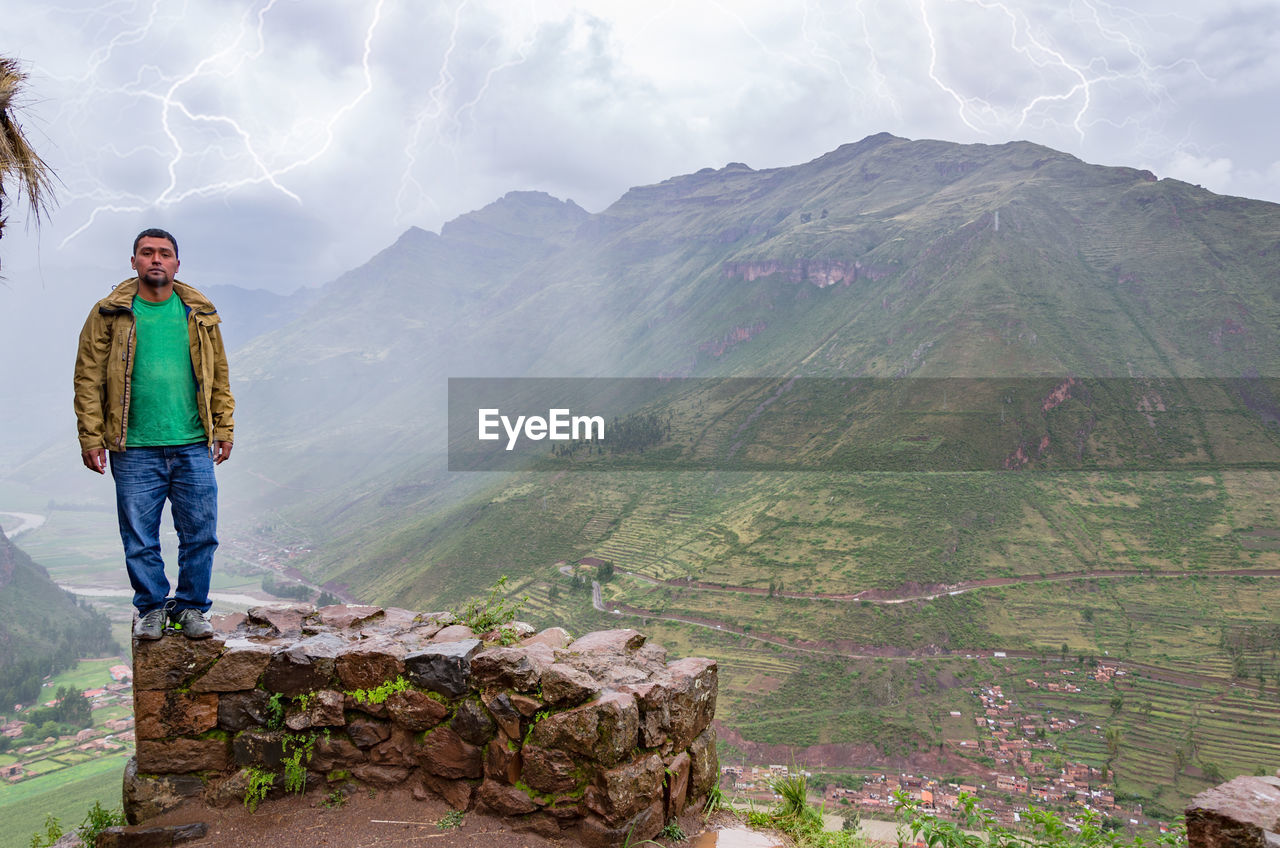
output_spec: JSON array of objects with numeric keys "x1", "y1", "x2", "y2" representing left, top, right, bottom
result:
[
  {"x1": 82, "y1": 448, "x2": 107, "y2": 474},
  {"x1": 214, "y1": 441, "x2": 233, "y2": 465}
]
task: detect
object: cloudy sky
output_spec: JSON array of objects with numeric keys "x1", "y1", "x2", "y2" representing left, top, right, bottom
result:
[{"x1": 4, "y1": 0, "x2": 1280, "y2": 293}]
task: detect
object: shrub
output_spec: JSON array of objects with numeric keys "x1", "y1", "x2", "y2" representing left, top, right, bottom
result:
[
  {"x1": 451, "y1": 576, "x2": 528, "y2": 633},
  {"x1": 77, "y1": 802, "x2": 125, "y2": 845},
  {"x1": 894, "y1": 790, "x2": 1186, "y2": 847}
]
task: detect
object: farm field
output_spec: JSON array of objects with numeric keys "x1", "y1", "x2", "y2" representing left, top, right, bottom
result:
[
  {"x1": 0, "y1": 658, "x2": 133, "y2": 848},
  {"x1": 0, "y1": 753, "x2": 130, "y2": 848},
  {"x1": 417, "y1": 465, "x2": 1280, "y2": 819}
]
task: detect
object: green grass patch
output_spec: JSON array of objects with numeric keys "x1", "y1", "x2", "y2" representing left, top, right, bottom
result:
[{"x1": 0, "y1": 752, "x2": 128, "y2": 848}]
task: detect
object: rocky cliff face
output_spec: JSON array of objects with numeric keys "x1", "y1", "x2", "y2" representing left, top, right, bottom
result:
[{"x1": 126, "y1": 604, "x2": 718, "y2": 848}]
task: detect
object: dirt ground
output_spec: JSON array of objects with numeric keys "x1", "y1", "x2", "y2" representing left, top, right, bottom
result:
[{"x1": 144, "y1": 786, "x2": 723, "y2": 848}]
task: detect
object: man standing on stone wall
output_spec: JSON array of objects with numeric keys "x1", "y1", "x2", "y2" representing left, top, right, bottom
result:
[{"x1": 74, "y1": 228, "x2": 235, "y2": 641}]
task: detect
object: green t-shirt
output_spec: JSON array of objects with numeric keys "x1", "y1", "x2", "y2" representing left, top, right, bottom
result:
[{"x1": 127, "y1": 293, "x2": 206, "y2": 446}]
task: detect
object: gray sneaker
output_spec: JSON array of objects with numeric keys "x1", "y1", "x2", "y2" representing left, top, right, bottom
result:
[
  {"x1": 170, "y1": 608, "x2": 214, "y2": 639},
  {"x1": 133, "y1": 607, "x2": 167, "y2": 641}
]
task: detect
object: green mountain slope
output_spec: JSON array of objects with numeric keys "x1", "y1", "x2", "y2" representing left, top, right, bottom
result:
[
  {"x1": 218, "y1": 134, "x2": 1280, "y2": 818},
  {"x1": 0, "y1": 528, "x2": 116, "y2": 710}
]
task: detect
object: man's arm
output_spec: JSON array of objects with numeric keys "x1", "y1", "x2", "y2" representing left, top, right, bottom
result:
[
  {"x1": 73, "y1": 306, "x2": 111, "y2": 469},
  {"x1": 206, "y1": 321, "x2": 235, "y2": 448}
]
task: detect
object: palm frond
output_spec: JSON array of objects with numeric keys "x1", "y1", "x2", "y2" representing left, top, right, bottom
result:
[{"x1": 0, "y1": 56, "x2": 57, "y2": 224}]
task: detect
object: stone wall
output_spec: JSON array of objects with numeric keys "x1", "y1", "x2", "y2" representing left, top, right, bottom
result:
[
  {"x1": 1185, "y1": 774, "x2": 1280, "y2": 848},
  {"x1": 126, "y1": 604, "x2": 718, "y2": 847}
]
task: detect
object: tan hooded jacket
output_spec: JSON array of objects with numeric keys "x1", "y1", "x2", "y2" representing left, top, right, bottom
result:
[{"x1": 73, "y1": 278, "x2": 235, "y2": 452}]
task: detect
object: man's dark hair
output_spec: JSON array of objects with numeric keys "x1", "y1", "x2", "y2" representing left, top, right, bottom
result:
[{"x1": 133, "y1": 228, "x2": 179, "y2": 258}]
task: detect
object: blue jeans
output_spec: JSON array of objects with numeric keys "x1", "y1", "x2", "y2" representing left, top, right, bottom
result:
[{"x1": 110, "y1": 443, "x2": 218, "y2": 616}]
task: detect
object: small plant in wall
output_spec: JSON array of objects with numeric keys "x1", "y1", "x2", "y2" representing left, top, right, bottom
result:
[
  {"x1": 282, "y1": 733, "x2": 316, "y2": 794},
  {"x1": 244, "y1": 767, "x2": 276, "y2": 812},
  {"x1": 265, "y1": 692, "x2": 286, "y2": 730},
  {"x1": 346, "y1": 676, "x2": 411, "y2": 706}
]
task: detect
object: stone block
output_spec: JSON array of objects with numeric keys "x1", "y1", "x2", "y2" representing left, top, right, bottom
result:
[
  {"x1": 369, "y1": 726, "x2": 418, "y2": 768},
  {"x1": 121, "y1": 757, "x2": 205, "y2": 825},
  {"x1": 385, "y1": 689, "x2": 448, "y2": 731},
  {"x1": 482, "y1": 691, "x2": 523, "y2": 739},
  {"x1": 135, "y1": 691, "x2": 219, "y2": 739},
  {"x1": 688, "y1": 726, "x2": 718, "y2": 801},
  {"x1": 484, "y1": 735, "x2": 522, "y2": 785},
  {"x1": 529, "y1": 691, "x2": 639, "y2": 767},
  {"x1": 636, "y1": 642, "x2": 668, "y2": 666},
  {"x1": 317, "y1": 604, "x2": 383, "y2": 629},
  {"x1": 376, "y1": 607, "x2": 442, "y2": 635},
  {"x1": 620, "y1": 680, "x2": 669, "y2": 749},
  {"x1": 334, "y1": 638, "x2": 406, "y2": 690},
  {"x1": 521, "y1": 744, "x2": 581, "y2": 795},
  {"x1": 1186, "y1": 775, "x2": 1280, "y2": 848},
  {"x1": 136, "y1": 735, "x2": 231, "y2": 774},
  {"x1": 216, "y1": 690, "x2": 271, "y2": 732},
  {"x1": 404, "y1": 639, "x2": 481, "y2": 697},
  {"x1": 512, "y1": 812, "x2": 564, "y2": 838},
  {"x1": 96, "y1": 823, "x2": 207, "y2": 847},
  {"x1": 471, "y1": 645, "x2": 548, "y2": 693},
  {"x1": 476, "y1": 780, "x2": 539, "y2": 816},
  {"x1": 509, "y1": 692, "x2": 545, "y2": 716},
  {"x1": 575, "y1": 798, "x2": 664, "y2": 848},
  {"x1": 431, "y1": 624, "x2": 478, "y2": 643},
  {"x1": 346, "y1": 717, "x2": 392, "y2": 749},
  {"x1": 209, "y1": 611, "x2": 246, "y2": 633},
  {"x1": 189, "y1": 639, "x2": 271, "y2": 692},
  {"x1": 586, "y1": 753, "x2": 664, "y2": 824},
  {"x1": 566, "y1": 629, "x2": 646, "y2": 654},
  {"x1": 343, "y1": 692, "x2": 389, "y2": 718},
  {"x1": 665, "y1": 751, "x2": 691, "y2": 817},
  {"x1": 133, "y1": 637, "x2": 223, "y2": 691},
  {"x1": 350, "y1": 763, "x2": 411, "y2": 787},
  {"x1": 541, "y1": 663, "x2": 600, "y2": 707},
  {"x1": 479, "y1": 621, "x2": 535, "y2": 642},
  {"x1": 418, "y1": 725, "x2": 483, "y2": 779},
  {"x1": 262, "y1": 633, "x2": 345, "y2": 695},
  {"x1": 283, "y1": 689, "x2": 346, "y2": 730},
  {"x1": 556, "y1": 652, "x2": 657, "y2": 689},
  {"x1": 311, "y1": 735, "x2": 365, "y2": 771},
  {"x1": 245, "y1": 604, "x2": 314, "y2": 637},
  {"x1": 523, "y1": 626, "x2": 572, "y2": 649},
  {"x1": 452, "y1": 698, "x2": 497, "y2": 745},
  {"x1": 417, "y1": 771, "x2": 476, "y2": 810},
  {"x1": 232, "y1": 729, "x2": 286, "y2": 768},
  {"x1": 662, "y1": 657, "x2": 718, "y2": 750}
]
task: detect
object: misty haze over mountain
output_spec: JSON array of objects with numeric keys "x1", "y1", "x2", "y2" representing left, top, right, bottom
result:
[{"x1": 6, "y1": 134, "x2": 1280, "y2": 824}]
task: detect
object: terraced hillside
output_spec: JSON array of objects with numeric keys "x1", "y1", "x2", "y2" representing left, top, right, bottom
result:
[{"x1": 194, "y1": 134, "x2": 1280, "y2": 818}]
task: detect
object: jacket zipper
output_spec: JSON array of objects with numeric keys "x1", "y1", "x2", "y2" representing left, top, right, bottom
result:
[
  {"x1": 195, "y1": 311, "x2": 207, "y2": 441},
  {"x1": 191, "y1": 308, "x2": 214, "y2": 446},
  {"x1": 117, "y1": 309, "x2": 136, "y2": 451}
]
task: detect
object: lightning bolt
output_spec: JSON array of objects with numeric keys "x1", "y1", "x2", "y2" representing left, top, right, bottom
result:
[
  {"x1": 12, "y1": 0, "x2": 1234, "y2": 271},
  {"x1": 56, "y1": 0, "x2": 386, "y2": 249},
  {"x1": 853, "y1": 0, "x2": 901, "y2": 119},
  {"x1": 395, "y1": 0, "x2": 545, "y2": 226},
  {"x1": 916, "y1": 0, "x2": 1210, "y2": 144},
  {"x1": 394, "y1": 0, "x2": 473, "y2": 224}
]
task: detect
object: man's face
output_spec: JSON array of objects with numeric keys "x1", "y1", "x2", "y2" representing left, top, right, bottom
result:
[{"x1": 131, "y1": 237, "x2": 180, "y2": 288}]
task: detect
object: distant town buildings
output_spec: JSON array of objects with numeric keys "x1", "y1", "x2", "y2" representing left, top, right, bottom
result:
[{"x1": 717, "y1": 659, "x2": 1166, "y2": 837}]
